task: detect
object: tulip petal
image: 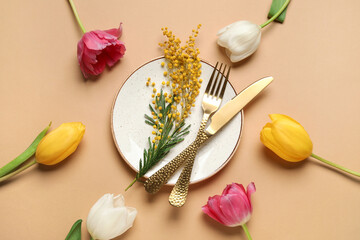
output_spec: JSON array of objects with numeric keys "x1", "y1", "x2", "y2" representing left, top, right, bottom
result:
[
  {"x1": 225, "y1": 183, "x2": 254, "y2": 218},
  {"x1": 223, "y1": 183, "x2": 246, "y2": 196},
  {"x1": 220, "y1": 194, "x2": 251, "y2": 226},
  {"x1": 217, "y1": 22, "x2": 236, "y2": 36},
  {"x1": 221, "y1": 183, "x2": 232, "y2": 195},
  {"x1": 83, "y1": 32, "x2": 108, "y2": 51},
  {"x1": 103, "y1": 42, "x2": 126, "y2": 67},
  {"x1": 113, "y1": 194, "x2": 125, "y2": 207},
  {"x1": 202, "y1": 195, "x2": 229, "y2": 225},
  {"x1": 124, "y1": 207, "x2": 137, "y2": 233},
  {"x1": 229, "y1": 53, "x2": 248, "y2": 63},
  {"x1": 104, "y1": 23, "x2": 123, "y2": 38},
  {"x1": 106, "y1": 207, "x2": 136, "y2": 239},
  {"x1": 260, "y1": 124, "x2": 296, "y2": 161},
  {"x1": 271, "y1": 119, "x2": 313, "y2": 161},
  {"x1": 246, "y1": 182, "x2": 256, "y2": 202},
  {"x1": 269, "y1": 114, "x2": 301, "y2": 126},
  {"x1": 90, "y1": 207, "x2": 128, "y2": 239},
  {"x1": 91, "y1": 53, "x2": 107, "y2": 75}
]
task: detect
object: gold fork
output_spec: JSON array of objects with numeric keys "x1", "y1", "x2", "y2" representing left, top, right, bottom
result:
[
  {"x1": 168, "y1": 63, "x2": 230, "y2": 207},
  {"x1": 144, "y1": 62, "x2": 230, "y2": 194}
]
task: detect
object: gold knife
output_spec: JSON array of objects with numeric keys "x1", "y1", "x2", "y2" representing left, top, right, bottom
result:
[
  {"x1": 144, "y1": 76, "x2": 274, "y2": 196},
  {"x1": 168, "y1": 76, "x2": 273, "y2": 207},
  {"x1": 205, "y1": 76, "x2": 273, "y2": 135}
]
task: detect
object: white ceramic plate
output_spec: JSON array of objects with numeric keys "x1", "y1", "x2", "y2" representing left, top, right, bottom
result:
[{"x1": 111, "y1": 57, "x2": 243, "y2": 185}]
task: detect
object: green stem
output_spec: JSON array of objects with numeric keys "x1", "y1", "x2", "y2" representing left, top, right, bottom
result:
[
  {"x1": 68, "y1": 0, "x2": 86, "y2": 33},
  {"x1": 260, "y1": 0, "x2": 290, "y2": 28},
  {"x1": 241, "y1": 223, "x2": 252, "y2": 240},
  {"x1": 311, "y1": 153, "x2": 360, "y2": 177},
  {"x1": 125, "y1": 178, "x2": 137, "y2": 191},
  {"x1": 90, "y1": 236, "x2": 95, "y2": 240},
  {"x1": 0, "y1": 159, "x2": 37, "y2": 183},
  {"x1": 0, "y1": 122, "x2": 51, "y2": 178}
]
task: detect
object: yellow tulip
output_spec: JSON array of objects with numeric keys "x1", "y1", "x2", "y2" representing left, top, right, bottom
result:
[
  {"x1": 260, "y1": 114, "x2": 313, "y2": 162},
  {"x1": 35, "y1": 122, "x2": 85, "y2": 165},
  {"x1": 260, "y1": 114, "x2": 360, "y2": 178}
]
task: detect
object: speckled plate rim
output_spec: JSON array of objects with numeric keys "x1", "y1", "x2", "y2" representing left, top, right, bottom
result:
[{"x1": 110, "y1": 56, "x2": 244, "y2": 185}]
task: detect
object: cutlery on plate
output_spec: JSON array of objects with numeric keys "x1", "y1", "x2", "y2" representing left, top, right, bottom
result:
[
  {"x1": 168, "y1": 64, "x2": 231, "y2": 206},
  {"x1": 144, "y1": 62, "x2": 229, "y2": 194},
  {"x1": 169, "y1": 76, "x2": 273, "y2": 207}
]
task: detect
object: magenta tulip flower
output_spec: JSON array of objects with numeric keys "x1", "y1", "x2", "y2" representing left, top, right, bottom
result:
[
  {"x1": 202, "y1": 182, "x2": 256, "y2": 240},
  {"x1": 68, "y1": 0, "x2": 125, "y2": 78},
  {"x1": 77, "y1": 25, "x2": 125, "y2": 78}
]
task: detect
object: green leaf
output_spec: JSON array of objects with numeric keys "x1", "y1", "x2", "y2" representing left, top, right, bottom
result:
[
  {"x1": 0, "y1": 122, "x2": 51, "y2": 178},
  {"x1": 144, "y1": 114, "x2": 156, "y2": 126},
  {"x1": 149, "y1": 104, "x2": 156, "y2": 115},
  {"x1": 65, "y1": 219, "x2": 82, "y2": 240},
  {"x1": 268, "y1": 0, "x2": 289, "y2": 23}
]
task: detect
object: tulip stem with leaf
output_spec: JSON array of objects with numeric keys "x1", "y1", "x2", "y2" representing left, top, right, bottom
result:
[
  {"x1": 0, "y1": 123, "x2": 51, "y2": 183},
  {"x1": 261, "y1": 114, "x2": 360, "y2": 178},
  {"x1": 260, "y1": 0, "x2": 290, "y2": 28},
  {"x1": 0, "y1": 122, "x2": 85, "y2": 184},
  {"x1": 0, "y1": 160, "x2": 37, "y2": 184}
]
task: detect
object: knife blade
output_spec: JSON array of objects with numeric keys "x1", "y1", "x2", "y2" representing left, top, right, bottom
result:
[{"x1": 205, "y1": 76, "x2": 273, "y2": 135}]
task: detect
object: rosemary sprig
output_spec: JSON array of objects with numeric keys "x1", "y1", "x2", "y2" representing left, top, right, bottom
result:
[{"x1": 125, "y1": 90, "x2": 190, "y2": 190}]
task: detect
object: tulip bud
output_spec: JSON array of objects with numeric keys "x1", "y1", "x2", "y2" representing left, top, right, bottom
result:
[
  {"x1": 35, "y1": 122, "x2": 85, "y2": 165},
  {"x1": 260, "y1": 114, "x2": 313, "y2": 162},
  {"x1": 87, "y1": 194, "x2": 137, "y2": 240},
  {"x1": 217, "y1": 21, "x2": 261, "y2": 62}
]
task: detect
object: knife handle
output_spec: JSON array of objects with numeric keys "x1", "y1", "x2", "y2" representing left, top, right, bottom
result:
[{"x1": 144, "y1": 117, "x2": 210, "y2": 194}]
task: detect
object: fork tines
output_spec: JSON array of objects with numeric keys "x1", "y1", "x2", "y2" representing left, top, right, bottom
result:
[{"x1": 205, "y1": 62, "x2": 231, "y2": 99}]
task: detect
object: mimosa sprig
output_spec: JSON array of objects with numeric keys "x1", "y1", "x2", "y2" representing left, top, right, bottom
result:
[
  {"x1": 126, "y1": 26, "x2": 202, "y2": 190},
  {"x1": 125, "y1": 90, "x2": 190, "y2": 190}
]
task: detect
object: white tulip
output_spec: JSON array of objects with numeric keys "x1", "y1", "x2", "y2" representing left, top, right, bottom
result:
[
  {"x1": 86, "y1": 194, "x2": 137, "y2": 240},
  {"x1": 217, "y1": 21, "x2": 261, "y2": 62}
]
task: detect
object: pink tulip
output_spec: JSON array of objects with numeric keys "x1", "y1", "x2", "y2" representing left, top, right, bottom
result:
[
  {"x1": 202, "y1": 182, "x2": 256, "y2": 239},
  {"x1": 77, "y1": 24, "x2": 126, "y2": 78},
  {"x1": 68, "y1": 0, "x2": 125, "y2": 79}
]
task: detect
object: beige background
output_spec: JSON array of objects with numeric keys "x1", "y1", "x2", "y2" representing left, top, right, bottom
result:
[{"x1": 1, "y1": 0, "x2": 359, "y2": 239}]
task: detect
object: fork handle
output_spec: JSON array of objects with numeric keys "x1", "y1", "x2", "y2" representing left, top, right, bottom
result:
[
  {"x1": 168, "y1": 125, "x2": 209, "y2": 207},
  {"x1": 144, "y1": 116, "x2": 210, "y2": 194},
  {"x1": 168, "y1": 150, "x2": 197, "y2": 207},
  {"x1": 144, "y1": 141, "x2": 197, "y2": 194}
]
